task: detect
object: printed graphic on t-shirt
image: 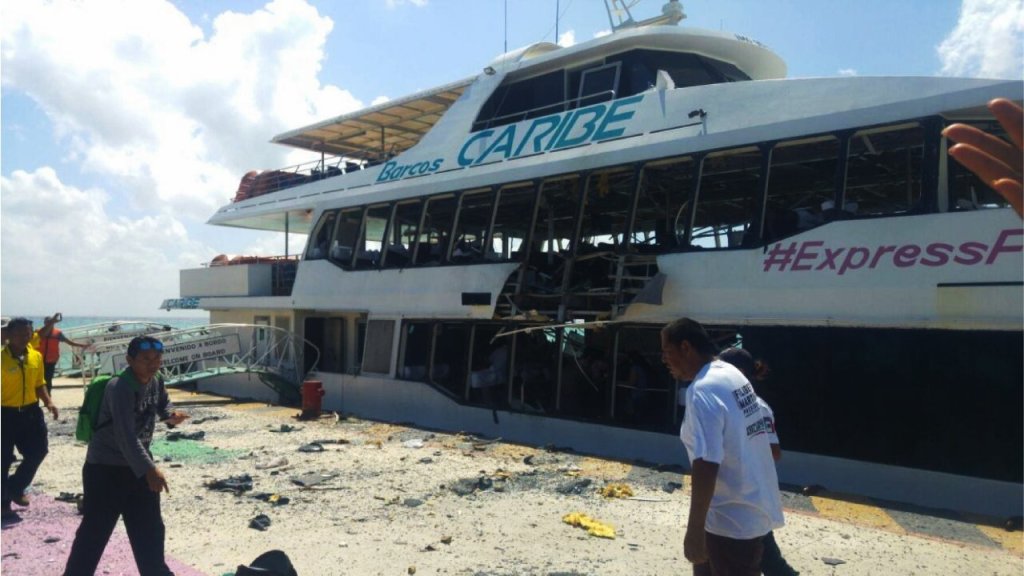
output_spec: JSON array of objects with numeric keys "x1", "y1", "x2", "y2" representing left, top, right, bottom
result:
[{"x1": 731, "y1": 383, "x2": 760, "y2": 417}]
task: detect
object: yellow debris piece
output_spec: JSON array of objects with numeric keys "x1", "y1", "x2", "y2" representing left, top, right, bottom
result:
[
  {"x1": 600, "y1": 483, "x2": 634, "y2": 499},
  {"x1": 562, "y1": 512, "x2": 616, "y2": 539}
]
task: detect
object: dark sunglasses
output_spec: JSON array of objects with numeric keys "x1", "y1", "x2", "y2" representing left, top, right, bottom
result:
[{"x1": 137, "y1": 341, "x2": 164, "y2": 352}]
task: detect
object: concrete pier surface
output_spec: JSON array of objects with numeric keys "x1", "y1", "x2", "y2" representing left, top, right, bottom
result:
[{"x1": 3, "y1": 377, "x2": 1020, "y2": 575}]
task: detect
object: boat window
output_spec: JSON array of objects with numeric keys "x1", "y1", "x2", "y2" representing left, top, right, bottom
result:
[
  {"x1": 763, "y1": 136, "x2": 840, "y2": 241},
  {"x1": 468, "y1": 324, "x2": 510, "y2": 408},
  {"x1": 577, "y1": 63, "x2": 620, "y2": 107},
  {"x1": 383, "y1": 200, "x2": 422, "y2": 268},
  {"x1": 354, "y1": 204, "x2": 391, "y2": 270},
  {"x1": 303, "y1": 316, "x2": 345, "y2": 374},
  {"x1": 691, "y1": 146, "x2": 765, "y2": 249},
  {"x1": 844, "y1": 123, "x2": 925, "y2": 217},
  {"x1": 398, "y1": 321, "x2": 433, "y2": 383},
  {"x1": 634, "y1": 156, "x2": 698, "y2": 250},
  {"x1": 415, "y1": 194, "x2": 458, "y2": 265},
  {"x1": 611, "y1": 326, "x2": 677, "y2": 430},
  {"x1": 452, "y1": 188, "x2": 496, "y2": 264},
  {"x1": 947, "y1": 118, "x2": 1012, "y2": 212},
  {"x1": 490, "y1": 182, "x2": 538, "y2": 262},
  {"x1": 329, "y1": 208, "x2": 363, "y2": 268},
  {"x1": 526, "y1": 176, "x2": 582, "y2": 299},
  {"x1": 431, "y1": 323, "x2": 472, "y2": 399},
  {"x1": 306, "y1": 210, "x2": 338, "y2": 260},
  {"x1": 361, "y1": 319, "x2": 395, "y2": 375},
  {"x1": 511, "y1": 328, "x2": 558, "y2": 413},
  {"x1": 473, "y1": 69, "x2": 566, "y2": 131},
  {"x1": 566, "y1": 167, "x2": 638, "y2": 297},
  {"x1": 606, "y1": 50, "x2": 750, "y2": 98}
]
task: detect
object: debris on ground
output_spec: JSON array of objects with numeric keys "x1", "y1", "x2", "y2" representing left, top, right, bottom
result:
[
  {"x1": 166, "y1": 430, "x2": 206, "y2": 441},
  {"x1": 562, "y1": 512, "x2": 616, "y2": 539},
  {"x1": 600, "y1": 483, "x2": 634, "y2": 499},
  {"x1": 248, "y1": 513, "x2": 271, "y2": 531},
  {"x1": 206, "y1": 474, "x2": 254, "y2": 494}
]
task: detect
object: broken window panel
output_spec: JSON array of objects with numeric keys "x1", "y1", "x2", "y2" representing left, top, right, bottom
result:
[
  {"x1": 612, "y1": 326, "x2": 677, "y2": 432},
  {"x1": 845, "y1": 122, "x2": 925, "y2": 217},
  {"x1": 361, "y1": 319, "x2": 394, "y2": 375},
  {"x1": 947, "y1": 119, "x2": 1011, "y2": 211},
  {"x1": 510, "y1": 328, "x2": 559, "y2": 413},
  {"x1": 383, "y1": 200, "x2": 422, "y2": 268},
  {"x1": 764, "y1": 136, "x2": 840, "y2": 242},
  {"x1": 490, "y1": 182, "x2": 537, "y2": 262},
  {"x1": 399, "y1": 321, "x2": 433, "y2": 382},
  {"x1": 558, "y1": 324, "x2": 614, "y2": 421},
  {"x1": 354, "y1": 204, "x2": 391, "y2": 269},
  {"x1": 415, "y1": 194, "x2": 458, "y2": 265},
  {"x1": 430, "y1": 323, "x2": 471, "y2": 399},
  {"x1": 468, "y1": 324, "x2": 510, "y2": 408},
  {"x1": 452, "y1": 188, "x2": 496, "y2": 263},
  {"x1": 330, "y1": 208, "x2": 363, "y2": 267},
  {"x1": 634, "y1": 155, "x2": 697, "y2": 251},
  {"x1": 692, "y1": 146, "x2": 764, "y2": 249},
  {"x1": 306, "y1": 210, "x2": 338, "y2": 260}
]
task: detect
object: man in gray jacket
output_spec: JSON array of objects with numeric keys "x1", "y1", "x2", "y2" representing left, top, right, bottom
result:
[{"x1": 63, "y1": 336, "x2": 188, "y2": 576}]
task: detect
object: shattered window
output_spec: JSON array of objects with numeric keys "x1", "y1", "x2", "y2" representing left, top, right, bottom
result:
[
  {"x1": 490, "y1": 182, "x2": 536, "y2": 261},
  {"x1": 452, "y1": 188, "x2": 495, "y2": 263},
  {"x1": 845, "y1": 123, "x2": 924, "y2": 216},
  {"x1": 399, "y1": 322, "x2": 433, "y2": 383},
  {"x1": 634, "y1": 156, "x2": 697, "y2": 251},
  {"x1": 361, "y1": 319, "x2": 394, "y2": 375},
  {"x1": 329, "y1": 208, "x2": 363, "y2": 267},
  {"x1": 415, "y1": 194, "x2": 458, "y2": 265},
  {"x1": 306, "y1": 210, "x2": 337, "y2": 260},
  {"x1": 354, "y1": 204, "x2": 391, "y2": 270},
  {"x1": 692, "y1": 146, "x2": 764, "y2": 249},
  {"x1": 383, "y1": 200, "x2": 422, "y2": 268},
  {"x1": 763, "y1": 136, "x2": 840, "y2": 242}
]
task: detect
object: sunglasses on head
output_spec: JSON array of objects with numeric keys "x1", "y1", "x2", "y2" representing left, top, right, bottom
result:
[{"x1": 137, "y1": 341, "x2": 164, "y2": 352}]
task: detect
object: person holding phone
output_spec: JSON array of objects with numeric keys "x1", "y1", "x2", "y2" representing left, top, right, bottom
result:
[{"x1": 33, "y1": 313, "x2": 88, "y2": 393}]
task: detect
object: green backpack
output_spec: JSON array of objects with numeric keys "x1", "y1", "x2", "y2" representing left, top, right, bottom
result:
[{"x1": 75, "y1": 374, "x2": 116, "y2": 443}]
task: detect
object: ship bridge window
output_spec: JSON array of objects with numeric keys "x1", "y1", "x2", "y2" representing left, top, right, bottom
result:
[
  {"x1": 383, "y1": 200, "x2": 423, "y2": 268},
  {"x1": 415, "y1": 194, "x2": 458, "y2": 265},
  {"x1": 452, "y1": 188, "x2": 496, "y2": 263},
  {"x1": 844, "y1": 123, "x2": 925, "y2": 217},
  {"x1": 606, "y1": 49, "x2": 750, "y2": 98},
  {"x1": 691, "y1": 146, "x2": 765, "y2": 249},
  {"x1": 306, "y1": 210, "x2": 338, "y2": 260},
  {"x1": 947, "y1": 118, "x2": 1012, "y2": 211},
  {"x1": 473, "y1": 69, "x2": 566, "y2": 131},
  {"x1": 576, "y1": 63, "x2": 621, "y2": 107},
  {"x1": 763, "y1": 136, "x2": 840, "y2": 241}
]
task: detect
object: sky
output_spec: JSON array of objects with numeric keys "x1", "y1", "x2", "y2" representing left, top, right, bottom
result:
[{"x1": 1, "y1": 0, "x2": 1022, "y2": 317}]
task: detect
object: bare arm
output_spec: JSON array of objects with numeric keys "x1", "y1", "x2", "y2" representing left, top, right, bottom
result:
[
  {"x1": 35, "y1": 385, "x2": 58, "y2": 419},
  {"x1": 685, "y1": 458, "x2": 719, "y2": 565}
]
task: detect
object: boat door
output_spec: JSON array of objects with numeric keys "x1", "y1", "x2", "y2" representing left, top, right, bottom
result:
[{"x1": 254, "y1": 316, "x2": 271, "y2": 361}]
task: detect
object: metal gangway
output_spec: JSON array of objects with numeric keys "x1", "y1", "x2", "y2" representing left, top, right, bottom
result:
[
  {"x1": 80, "y1": 324, "x2": 319, "y2": 403},
  {"x1": 58, "y1": 320, "x2": 179, "y2": 377}
]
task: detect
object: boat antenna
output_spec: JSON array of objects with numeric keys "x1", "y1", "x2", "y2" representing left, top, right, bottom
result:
[
  {"x1": 504, "y1": 0, "x2": 508, "y2": 53},
  {"x1": 604, "y1": 0, "x2": 685, "y2": 31},
  {"x1": 555, "y1": 0, "x2": 559, "y2": 41}
]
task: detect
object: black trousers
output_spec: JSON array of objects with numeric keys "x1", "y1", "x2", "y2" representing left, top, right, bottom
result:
[
  {"x1": 44, "y1": 362, "x2": 57, "y2": 393},
  {"x1": 63, "y1": 463, "x2": 174, "y2": 576},
  {"x1": 692, "y1": 531, "x2": 764, "y2": 576},
  {"x1": 1, "y1": 405, "x2": 49, "y2": 507}
]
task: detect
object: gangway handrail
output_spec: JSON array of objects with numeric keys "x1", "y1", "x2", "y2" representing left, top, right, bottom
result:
[{"x1": 80, "y1": 324, "x2": 320, "y2": 400}]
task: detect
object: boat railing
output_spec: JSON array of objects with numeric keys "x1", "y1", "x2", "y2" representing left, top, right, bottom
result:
[
  {"x1": 475, "y1": 89, "x2": 617, "y2": 131},
  {"x1": 80, "y1": 323, "x2": 320, "y2": 401},
  {"x1": 232, "y1": 151, "x2": 384, "y2": 203}
]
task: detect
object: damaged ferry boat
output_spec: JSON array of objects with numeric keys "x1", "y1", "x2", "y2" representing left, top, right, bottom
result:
[{"x1": 171, "y1": 1, "x2": 1023, "y2": 516}]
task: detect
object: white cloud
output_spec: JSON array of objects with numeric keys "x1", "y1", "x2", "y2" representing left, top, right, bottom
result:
[
  {"x1": 385, "y1": 0, "x2": 428, "y2": 8},
  {"x1": 838, "y1": 68, "x2": 858, "y2": 77},
  {"x1": 0, "y1": 0, "x2": 361, "y2": 316},
  {"x1": 558, "y1": 30, "x2": 576, "y2": 48},
  {"x1": 371, "y1": 95, "x2": 392, "y2": 106},
  {"x1": 0, "y1": 168, "x2": 211, "y2": 316},
  {"x1": 0, "y1": 0, "x2": 363, "y2": 222},
  {"x1": 938, "y1": 0, "x2": 1024, "y2": 79},
  {"x1": 594, "y1": 29, "x2": 612, "y2": 39}
]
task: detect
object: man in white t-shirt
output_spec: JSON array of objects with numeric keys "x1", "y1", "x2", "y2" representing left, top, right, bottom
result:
[{"x1": 661, "y1": 318, "x2": 784, "y2": 576}]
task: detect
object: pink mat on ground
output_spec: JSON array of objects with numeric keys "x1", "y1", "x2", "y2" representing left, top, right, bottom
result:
[{"x1": 1, "y1": 495, "x2": 208, "y2": 575}]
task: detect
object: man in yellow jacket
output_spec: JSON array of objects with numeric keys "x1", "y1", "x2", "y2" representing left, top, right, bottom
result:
[{"x1": 2, "y1": 317, "x2": 59, "y2": 520}]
